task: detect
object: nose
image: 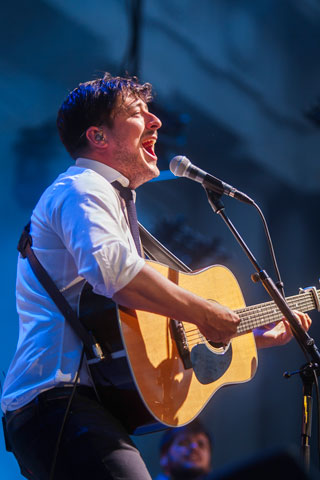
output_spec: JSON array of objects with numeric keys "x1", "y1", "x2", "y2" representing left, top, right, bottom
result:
[
  {"x1": 188, "y1": 441, "x2": 199, "y2": 451},
  {"x1": 146, "y1": 111, "x2": 162, "y2": 130}
]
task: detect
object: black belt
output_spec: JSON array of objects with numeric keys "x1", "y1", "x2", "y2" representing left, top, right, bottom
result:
[{"x1": 5, "y1": 385, "x2": 95, "y2": 425}]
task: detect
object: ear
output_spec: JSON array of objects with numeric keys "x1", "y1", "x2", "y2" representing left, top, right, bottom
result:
[{"x1": 86, "y1": 126, "x2": 108, "y2": 149}]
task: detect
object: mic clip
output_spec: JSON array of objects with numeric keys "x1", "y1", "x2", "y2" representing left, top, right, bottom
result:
[{"x1": 203, "y1": 186, "x2": 225, "y2": 214}]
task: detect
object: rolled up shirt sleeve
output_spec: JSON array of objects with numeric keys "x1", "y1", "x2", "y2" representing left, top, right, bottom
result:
[
  {"x1": 36, "y1": 166, "x2": 145, "y2": 298},
  {"x1": 93, "y1": 242, "x2": 145, "y2": 297}
]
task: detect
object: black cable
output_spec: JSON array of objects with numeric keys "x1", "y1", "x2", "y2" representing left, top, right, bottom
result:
[
  {"x1": 252, "y1": 201, "x2": 285, "y2": 297},
  {"x1": 48, "y1": 347, "x2": 85, "y2": 480},
  {"x1": 251, "y1": 200, "x2": 313, "y2": 360}
]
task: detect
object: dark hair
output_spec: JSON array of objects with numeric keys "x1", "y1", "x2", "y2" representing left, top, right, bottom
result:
[
  {"x1": 56, "y1": 72, "x2": 153, "y2": 158},
  {"x1": 160, "y1": 420, "x2": 213, "y2": 456}
]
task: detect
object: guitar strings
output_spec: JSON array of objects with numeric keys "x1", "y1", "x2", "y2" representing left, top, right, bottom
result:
[
  {"x1": 236, "y1": 291, "x2": 315, "y2": 333},
  {"x1": 180, "y1": 289, "x2": 317, "y2": 343},
  {"x1": 235, "y1": 291, "x2": 315, "y2": 317}
]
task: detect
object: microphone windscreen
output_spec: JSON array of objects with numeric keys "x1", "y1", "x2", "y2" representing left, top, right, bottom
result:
[{"x1": 169, "y1": 156, "x2": 190, "y2": 177}]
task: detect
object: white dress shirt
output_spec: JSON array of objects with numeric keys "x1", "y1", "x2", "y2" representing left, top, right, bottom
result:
[{"x1": 1, "y1": 158, "x2": 145, "y2": 413}]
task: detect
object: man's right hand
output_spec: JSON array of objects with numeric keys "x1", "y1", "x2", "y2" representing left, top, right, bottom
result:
[{"x1": 194, "y1": 301, "x2": 240, "y2": 345}]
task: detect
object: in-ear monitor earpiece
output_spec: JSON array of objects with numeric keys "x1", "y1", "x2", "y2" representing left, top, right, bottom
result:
[{"x1": 95, "y1": 131, "x2": 104, "y2": 142}]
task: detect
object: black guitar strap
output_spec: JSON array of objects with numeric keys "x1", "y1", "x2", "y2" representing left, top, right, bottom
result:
[
  {"x1": 17, "y1": 222, "x2": 98, "y2": 360},
  {"x1": 17, "y1": 221, "x2": 190, "y2": 360}
]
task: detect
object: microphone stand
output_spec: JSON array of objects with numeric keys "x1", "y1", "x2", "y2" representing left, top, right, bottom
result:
[{"x1": 204, "y1": 187, "x2": 320, "y2": 472}]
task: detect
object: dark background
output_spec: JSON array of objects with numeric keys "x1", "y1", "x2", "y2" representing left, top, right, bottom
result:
[{"x1": 1, "y1": 0, "x2": 320, "y2": 477}]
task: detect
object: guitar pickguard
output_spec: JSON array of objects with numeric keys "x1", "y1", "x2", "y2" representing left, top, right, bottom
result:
[{"x1": 190, "y1": 343, "x2": 232, "y2": 384}]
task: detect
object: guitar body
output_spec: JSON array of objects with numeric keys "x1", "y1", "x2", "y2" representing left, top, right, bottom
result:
[{"x1": 79, "y1": 261, "x2": 258, "y2": 434}]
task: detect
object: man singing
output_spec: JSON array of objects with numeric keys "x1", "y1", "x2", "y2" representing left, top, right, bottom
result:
[{"x1": 1, "y1": 73, "x2": 311, "y2": 479}]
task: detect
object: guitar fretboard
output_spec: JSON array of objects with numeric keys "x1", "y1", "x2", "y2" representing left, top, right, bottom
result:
[
  {"x1": 235, "y1": 288, "x2": 319, "y2": 334},
  {"x1": 182, "y1": 287, "x2": 319, "y2": 351}
]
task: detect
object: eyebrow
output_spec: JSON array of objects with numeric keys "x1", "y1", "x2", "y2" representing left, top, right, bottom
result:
[{"x1": 125, "y1": 99, "x2": 148, "y2": 112}]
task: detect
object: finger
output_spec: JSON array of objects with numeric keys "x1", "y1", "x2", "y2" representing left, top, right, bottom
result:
[
  {"x1": 300, "y1": 314, "x2": 310, "y2": 330},
  {"x1": 305, "y1": 313, "x2": 312, "y2": 328},
  {"x1": 293, "y1": 311, "x2": 312, "y2": 330},
  {"x1": 283, "y1": 320, "x2": 294, "y2": 336}
]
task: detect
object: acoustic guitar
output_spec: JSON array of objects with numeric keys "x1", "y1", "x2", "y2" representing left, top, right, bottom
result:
[{"x1": 78, "y1": 260, "x2": 319, "y2": 435}]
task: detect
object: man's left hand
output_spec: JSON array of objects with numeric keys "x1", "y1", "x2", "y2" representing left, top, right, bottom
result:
[{"x1": 254, "y1": 311, "x2": 312, "y2": 349}]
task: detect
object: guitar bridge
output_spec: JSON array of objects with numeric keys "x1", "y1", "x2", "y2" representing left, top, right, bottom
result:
[{"x1": 170, "y1": 319, "x2": 192, "y2": 369}]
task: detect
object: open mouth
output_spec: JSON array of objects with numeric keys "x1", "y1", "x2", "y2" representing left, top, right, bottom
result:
[
  {"x1": 142, "y1": 138, "x2": 157, "y2": 159},
  {"x1": 188, "y1": 455, "x2": 201, "y2": 462}
]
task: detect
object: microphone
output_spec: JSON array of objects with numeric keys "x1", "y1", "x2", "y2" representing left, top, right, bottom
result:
[{"x1": 169, "y1": 156, "x2": 254, "y2": 205}]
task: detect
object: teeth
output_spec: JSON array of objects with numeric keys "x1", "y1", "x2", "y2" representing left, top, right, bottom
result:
[
  {"x1": 142, "y1": 139, "x2": 156, "y2": 147},
  {"x1": 142, "y1": 139, "x2": 156, "y2": 157}
]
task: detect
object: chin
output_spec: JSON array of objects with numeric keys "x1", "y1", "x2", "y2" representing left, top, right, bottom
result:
[
  {"x1": 130, "y1": 164, "x2": 160, "y2": 188},
  {"x1": 143, "y1": 165, "x2": 160, "y2": 183},
  {"x1": 150, "y1": 166, "x2": 160, "y2": 179}
]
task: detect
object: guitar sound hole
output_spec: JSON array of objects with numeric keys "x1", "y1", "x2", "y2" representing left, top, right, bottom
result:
[{"x1": 208, "y1": 341, "x2": 225, "y2": 348}]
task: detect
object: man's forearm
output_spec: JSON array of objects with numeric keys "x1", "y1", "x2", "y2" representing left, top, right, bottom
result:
[{"x1": 112, "y1": 263, "x2": 240, "y2": 345}]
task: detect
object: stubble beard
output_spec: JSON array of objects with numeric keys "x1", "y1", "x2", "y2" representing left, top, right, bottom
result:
[{"x1": 114, "y1": 145, "x2": 159, "y2": 189}]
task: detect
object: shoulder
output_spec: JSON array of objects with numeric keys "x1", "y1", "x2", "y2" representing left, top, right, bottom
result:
[
  {"x1": 48, "y1": 166, "x2": 118, "y2": 205},
  {"x1": 62, "y1": 166, "x2": 114, "y2": 193},
  {"x1": 34, "y1": 166, "x2": 120, "y2": 225}
]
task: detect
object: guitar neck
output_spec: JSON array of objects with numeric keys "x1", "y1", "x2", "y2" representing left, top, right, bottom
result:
[{"x1": 236, "y1": 288, "x2": 320, "y2": 335}]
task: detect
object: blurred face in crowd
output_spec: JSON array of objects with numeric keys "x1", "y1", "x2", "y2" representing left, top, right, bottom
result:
[{"x1": 161, "y1": 431, "x2": 211, "y2": 479}]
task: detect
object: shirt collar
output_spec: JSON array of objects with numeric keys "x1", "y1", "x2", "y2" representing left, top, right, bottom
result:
[{"x1": 75, "y1": 157, "x2": 130, "y2": 187}]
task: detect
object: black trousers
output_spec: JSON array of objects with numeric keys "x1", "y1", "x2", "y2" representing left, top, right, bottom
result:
[{"x1": 4, "y1": 386, "x2": 152, "y2": 480}]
